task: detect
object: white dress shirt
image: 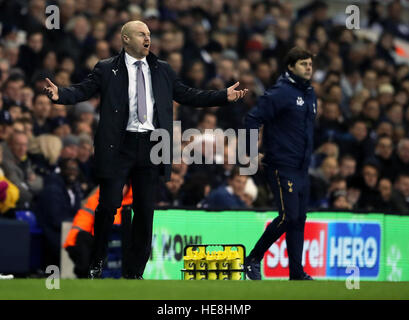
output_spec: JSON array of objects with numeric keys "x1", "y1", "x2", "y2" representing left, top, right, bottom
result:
[{"x1": 124, "y1": 52, "x2": 155, "y2": 132}]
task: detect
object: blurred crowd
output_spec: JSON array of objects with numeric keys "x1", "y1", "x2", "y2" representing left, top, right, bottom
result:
[{"x1": 0, "y1": 0, "x2": 408, "y2": 229}]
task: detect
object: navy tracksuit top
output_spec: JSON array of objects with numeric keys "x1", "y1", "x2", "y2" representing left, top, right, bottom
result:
[{"x1": 246, "y1": 71, "x2": 317, "y2": 171}]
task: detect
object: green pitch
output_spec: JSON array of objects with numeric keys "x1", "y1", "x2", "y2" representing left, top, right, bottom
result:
[{"x1": 1, "y1": 280, "x2": 409, "y2": 300}]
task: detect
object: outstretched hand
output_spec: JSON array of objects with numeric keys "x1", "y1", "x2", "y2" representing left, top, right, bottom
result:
[
  {"x1": 43, "y1": 78, "x2": 59, "y2": 101},
  {"x1": 227, "y1": 82, "x2": 248, "y2": 102}
]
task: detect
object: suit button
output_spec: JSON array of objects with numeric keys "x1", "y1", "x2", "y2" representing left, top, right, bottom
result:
[
  {"x1": 110, "y1": 144, "x2": 114, "y2": 148},
  {"x1": 114, "y1": 109, "x2": 118, "y2": 113}
]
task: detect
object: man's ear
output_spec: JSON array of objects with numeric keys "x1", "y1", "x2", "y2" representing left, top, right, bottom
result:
[{"x1": 287, "y1": 64, "x2": 294, "y2": 73}]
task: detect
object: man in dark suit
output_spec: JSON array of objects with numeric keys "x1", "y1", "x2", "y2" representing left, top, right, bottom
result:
[{"x1": 44, "y1": 21, "x2": 247, "y2": 279}]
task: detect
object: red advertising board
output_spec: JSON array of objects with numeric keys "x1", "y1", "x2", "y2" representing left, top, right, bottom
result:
[{"x1": 263, "y1": 222, "x2": 328, "y2": 278}]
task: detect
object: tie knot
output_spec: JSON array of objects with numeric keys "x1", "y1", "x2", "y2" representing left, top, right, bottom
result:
[{"x1": 134, "y1": 61, "x2": 142, "y2": 67}]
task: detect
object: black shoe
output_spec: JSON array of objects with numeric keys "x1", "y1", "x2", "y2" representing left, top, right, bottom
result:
[
  {"x1": 88, "y1": 259, "x2": 104, "y2": 279},
  {"x1": 290, "y1": 272, "x2": 313, "y2": 280},
  {"x1": 244, "y1": 257, "x2": 261, "y2": 280}
]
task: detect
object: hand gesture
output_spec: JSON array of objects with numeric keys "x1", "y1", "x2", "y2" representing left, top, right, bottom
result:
[
  {"x1": 227, "y1": 82, "x2": 248, "y2": 102},
  {"x1": 43, "y1": 78, "x2": 59, "y2": 101}
]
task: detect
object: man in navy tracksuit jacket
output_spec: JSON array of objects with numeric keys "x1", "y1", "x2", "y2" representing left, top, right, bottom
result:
[{"x1": 244, "y1": 47, "x2": 316, "y2": 280}]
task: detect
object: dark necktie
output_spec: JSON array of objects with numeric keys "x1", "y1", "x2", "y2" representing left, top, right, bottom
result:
[{"x1": 134, "y1": 61, "x2": 147, "y2": 124}]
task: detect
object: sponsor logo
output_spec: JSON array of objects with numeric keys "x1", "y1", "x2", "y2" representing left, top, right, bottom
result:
[
  {"x1": 327, "y1": 222, "x2": 380, "y2": 277},
  {"x1": 263, "y1": 221, "x2": 381, "y2": 279}
]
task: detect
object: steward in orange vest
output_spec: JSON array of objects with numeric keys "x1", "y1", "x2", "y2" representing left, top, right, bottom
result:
[{"x1": 64, "y1": 185, "x2": 133, "y2": 278}]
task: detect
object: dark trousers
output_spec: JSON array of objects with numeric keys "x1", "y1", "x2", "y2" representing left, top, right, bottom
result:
[
  {"x1": 92, "y1": 131, "x2": 159, "y2": 277},
  {"x1": 66, "y1": 231, "x2": 94, "y2": 278},
  {"x1": 248, "y1": 166, "x2": 309, "y2": 279}
]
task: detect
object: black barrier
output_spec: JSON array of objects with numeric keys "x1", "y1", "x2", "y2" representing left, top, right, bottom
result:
[{"x1": 0, "y1": 219, "x2": 30, "y2": 274}]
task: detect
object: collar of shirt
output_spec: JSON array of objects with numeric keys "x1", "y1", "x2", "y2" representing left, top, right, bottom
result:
[
  {"x1": 125, "y1": 52, "x2": 148, "y2": 68},
  {"x1": 226, "y1": 185, "x2": 234, "y2": 195}
]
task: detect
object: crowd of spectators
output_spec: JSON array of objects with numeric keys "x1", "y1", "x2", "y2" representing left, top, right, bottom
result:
[{"x1": 0, "y1": 0, "x2": 408, "y2": 230}]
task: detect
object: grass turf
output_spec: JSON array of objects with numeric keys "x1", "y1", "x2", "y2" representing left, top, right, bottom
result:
[{"x1": 1, "y1": 280, "x2": 409, "y2": 300}]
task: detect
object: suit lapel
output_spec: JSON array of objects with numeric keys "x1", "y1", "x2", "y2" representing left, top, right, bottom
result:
[
  {"x1": 116, "y1": 50, "x2": 129, "y2": 106},
  {"x1": 147, "y1": 53, "x2": 160, "y2": 107}
]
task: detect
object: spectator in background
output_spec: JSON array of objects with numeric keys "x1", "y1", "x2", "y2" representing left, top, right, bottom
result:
[
  {"x1": 49, "y1": 116, "x2": 72, "y2": 138},
  {"x1": 156, "y1": 170, "x2": 184, "y2": 207},
  {"x1": 242, "y1": 177, "x2": 258, "y2": 208},
  {"x1": 32, "y1": 93, "x2": 52, "y2": 136},
  {"x1": 318, "y1": 175, "x2": 348, "y2": 209},
  {"x1": 377, "y1": 83, "x2": 395, "y2": 109},
  {"x1": 382, "y1": 0, "x2": 409, "y2": 41},
  {"x1": 309, "y1": 156, "x2": 339, "y2": 208},
  {"x1": 357, "y1": 162, "x2": 382, "y2": 211},
  {"x1": 0, "y1": 144, "x2": 20, "y2": 219},
  {"x1": 393, "y1": 174, "x2": 409, "y2": 213},
  {"x1": 50, "y1": 103, "x2": 68, "y2": 119},
  {"x1": 1, "y1": 131, "x2": 43, "y2": 210},
  {"x1": 375, "y1": 120, "x2": 394, "y2": 140},
  {"x1": 183, "y1": 23, "x2": 217, "y2": 81},
  {"x1": 254, "y1": 61, "x2": 274, "y2": 95},
  {"x1": 197, "y1": 110, "x2": 217, "y2": 132},
  {"x1": 0, "y1": 110, "x2": 14, "y2": 143},
  {"x1": 72, "y1": 102, "x2": 97, "y2": 131},
  {"x1": 17, "y1": 31, "x2": 45, "y2": 81},
  {"x1": 372, "y1": 135, "x2": 395, "y2": 180},
  {"x1": 73, "y1": 120, "x2": 93, "y2": 137},
  {"x1": 42, "y1": 51, "x2": 58, "y2": 75},
  {"x1": 329, "y1": 190, "x2": 352, "y2": 211},
  {"x1": 361, "y1": 97, "x2": 381, "y2": 134},
  {"x1": 385, "y1": 102, "x2": 404, "y2": 128},
  {"x1": 166, "y1": 52, "x2": 183, "y2": 77},
  {"x1": 310, "y1": 141, "x2": 339, "y2": 169},
  {"x1": 378, "y1": 177, "x2": 407, "y2": 213},
  {"x1": 338, "y1": 119, "x2": 374, "y2": 169},
  {"x1": 60, "y1": 134, "x2": 79, "y2": 160},
  {"x1": 2, "y1": 74, "x2": 24, "y2": 108},
  {"x1": 182, "y1": 172, "x2": 212, "y2": 208},
  {"x1": 244, "y1": 38, "x2": 264, "y2": 68},
  {"x1": 210, "y1": 139, "x2": 237, "y2": 188},
  {"x1": 392, "y1": 138, "x2": 409, "y2": 180},
  {"x1": 0, "y1": 59, "x2": 10, "y2": 87},
  {"x1": 35, "y1": 158, "x2": 83, "y2": 268},
  {"x1": 21, "y1": 85, "x2": 35, "y2": 111},
  {"x1": 7, "y1": 104, "x2": 23, "y2": 122},
  {"x1": 216, "y1": 57, "x2": 237, "y2": 88},
  {"x1": 28, "y1": 133, "x2": 62, "y2": 177},
  {"x1": 183, "y1": 60, "x2": 207, "y2": 89},
  {"x1": 346, "y1": 175, "x2": 362, "y2": 210},
  {"x1": 54, "y1": 69, "x2": 72, "y2": 87},
  {"x1": 57, "y1": 15, "x2": 93, "y2": 66},
  {"x1": 361, "y1": 69, "x2": 378, "y2": 97},
  {"x1": 202, "y1": 166, "x2": 248, "y2": 209},
  {"x1": 314, "y1": 99, "x2": 346, "y2": 146},
  {"x1": 339, "y1": 154, "x2": 357, "y2": 179},
  {"x1": 77, "y1": 134, "x2": 95, "y2": 196}
]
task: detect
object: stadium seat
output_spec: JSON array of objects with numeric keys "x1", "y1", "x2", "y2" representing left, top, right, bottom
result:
[
  {"x1": 15, "y1": 210, "x2": 43, "y2": 234},
  {"x1": 15, "y1": 210, "x2": 44, "y2": 273}
]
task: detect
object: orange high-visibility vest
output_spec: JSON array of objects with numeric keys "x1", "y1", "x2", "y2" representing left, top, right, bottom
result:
[{"x1": 63, "y1": 187, "x2": 133, "y2": 248}]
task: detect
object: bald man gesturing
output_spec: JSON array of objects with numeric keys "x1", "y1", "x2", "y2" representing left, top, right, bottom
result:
[{"x1": 44, "y1": 21, "x2": 247, "y2": 279}]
